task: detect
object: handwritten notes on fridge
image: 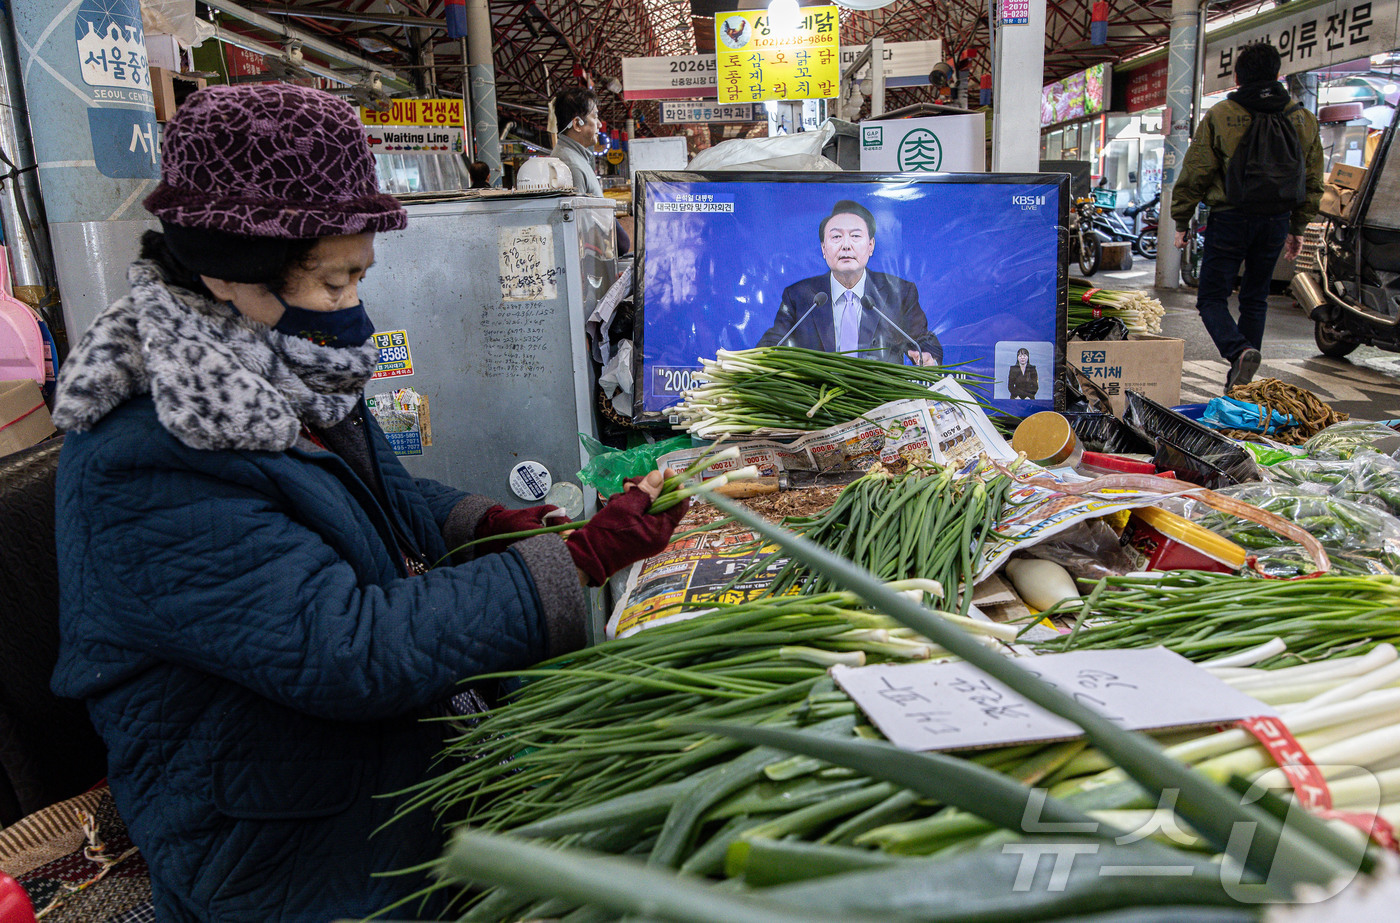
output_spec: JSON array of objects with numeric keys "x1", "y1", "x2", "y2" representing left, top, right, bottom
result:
[
  {"x1": 499, "y1": 225, "x2": 558, "y2": 301},
  {"x1": 830, "y1": 648, "x2": 1272, "y2": 752}
]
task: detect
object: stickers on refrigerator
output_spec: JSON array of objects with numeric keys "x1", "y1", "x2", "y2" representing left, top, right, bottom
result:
[{"x1": 371, "y1": 330, "x2": 414, "y2": 379}]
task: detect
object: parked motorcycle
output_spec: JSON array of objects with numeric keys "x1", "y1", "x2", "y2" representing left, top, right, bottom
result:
[
  {"x1": 1180, "y1": 204, "x2": 1208, "y2": 288},
  {"x1": 1291, "y1": 106, "x2": 1399, "y2": 357},
  {"x1": 1125, "y1": 192, "x2": 1161, "y2": 258},
  {"x1": 1069, "y1": 196, "x2": 1102, "y2": 276},
  {"x1": 1089, "y1": 198, "x2": 1140, "y2": 252}
]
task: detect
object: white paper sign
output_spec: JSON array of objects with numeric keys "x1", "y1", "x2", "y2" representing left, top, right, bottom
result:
[
  {"x1": 831, "y1": 648, "x2": 1273, "y2": 752},
  {"x1": 498, "y1": 225, "x2": 557, "y2": 302},
  {"x1": 859, "y1": 114, "x2": 986, "y2": 173}
]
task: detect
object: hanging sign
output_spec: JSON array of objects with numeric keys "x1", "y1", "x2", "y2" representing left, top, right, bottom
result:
[
  {"x1": 361, "y1": 99, "x2": 466, "y2": 154},
  {"x1": 1124, "y1": 58, "x2": 1169, "y2": 113},
  {"x1": 659, "y1": 101, "x2": 767, "y2": 124},
  {"x1": 73, "y1": 0, "x2": 159, "y2": 179},
  {"x1": 1204, "y1": 0, "x2": 1400, "y2": 94},
  {"x1": 622, "y1": 41, "x2": 939, "y2": 100},
  {"x1": 714, "y1": 5, "x2": 840, "y2": 102},
  {"x1": 1000, "y1": 0, "x2": 1031, "y2": 25}
]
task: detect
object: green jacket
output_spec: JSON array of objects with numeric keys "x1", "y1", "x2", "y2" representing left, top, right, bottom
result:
[{"x1": 1170, "y1": 97, "x2": 1324, "y2": 235}]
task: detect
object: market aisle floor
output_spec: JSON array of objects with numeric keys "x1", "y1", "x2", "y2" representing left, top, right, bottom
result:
[{"x1": 1098, "y1": 260, "x2": 1400, "y2": 423}]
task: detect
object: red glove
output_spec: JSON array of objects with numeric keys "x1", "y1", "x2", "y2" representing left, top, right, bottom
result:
[
  {"x1": 474, "y1": 504, "x2": 568, "y2": 556},
  {"x1": 565, "y1": 484, "x2": 689, "y2": 586},
  {"x1": 0, "y1": 872, "x2": 34, "y2": 923}
]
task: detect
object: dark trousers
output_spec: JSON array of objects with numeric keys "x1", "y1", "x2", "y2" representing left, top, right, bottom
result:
[{"x1": 1195, "y1": 209, "x2": 1291, "y2": 360}]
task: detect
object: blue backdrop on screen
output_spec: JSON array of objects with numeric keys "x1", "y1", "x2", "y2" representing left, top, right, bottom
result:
[{"x1": 634, "y1": 173, "x2": 1066, "y2": 420}]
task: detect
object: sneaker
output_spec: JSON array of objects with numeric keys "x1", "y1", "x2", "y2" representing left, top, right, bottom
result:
[{"x1": 1224, "y1": 347, "x2": 1261, "y2": 393}]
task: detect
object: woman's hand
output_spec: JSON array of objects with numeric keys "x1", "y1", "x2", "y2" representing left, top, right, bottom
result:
[{"x1": 566, "y1": 469, "x2": 687, "y2": 586}]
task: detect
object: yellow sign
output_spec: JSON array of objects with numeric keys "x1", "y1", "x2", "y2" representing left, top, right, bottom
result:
[
  {"x1": 371, "y1": 330, "x2": 414, "y2": 380},
  {"x1": 360, "y1": 98, "x2": 464, "y2": 127},
  {"x1": 606, "y1": 149, "x2": 626, "y2": 165},
  {"x1": 714, "y1": 5, "x2": 839, "y2": 103},
  {"x1": 360, "y1": 99, "x2": 467, "y2": 155}
]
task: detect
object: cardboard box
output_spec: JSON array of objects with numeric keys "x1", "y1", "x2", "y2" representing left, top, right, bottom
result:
[
  {"x1": 1320, "y1": 183, "x2": 1359, "y2": 221},
  {"x1": 1328, "y1": 163, "x2": 1368, "y2": 190},
  {"x1": 149, "y1": 67, "x2": 207, "y2": 122},
  {"x1": 0, "y1": 378, "x2": 56, "y2": 457},
  {"x1": 1068, "y1": 334, "x2": 1184, "y2": 417}
]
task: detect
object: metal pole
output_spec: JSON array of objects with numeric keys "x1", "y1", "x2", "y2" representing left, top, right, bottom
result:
[
  {"x1": 465, "y1": 0, "x2": 502, "y2": 184},
  {"x1": 870, "y1": 38, "x2": 885, "y2": 118},
  {"x1": 0, "y1": 4, "x2": 54, "y2": 299},
  {"x1": 991, "y1": 0, "x2": 1046, "y2": 171},
  {"x1": 1154, "y1": 0, "x2": 1199, "y2": 290},
  {"x1": 460, "y1": 38, "x2": 474, "y2": 164}
]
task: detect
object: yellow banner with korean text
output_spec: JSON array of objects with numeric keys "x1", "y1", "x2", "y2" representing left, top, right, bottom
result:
[
  {"x1": 360, "y1": 99, "x2": 467, "y2": 155},
  {"x1": 714, "y1": 5, "x2": 840, "y2": 103}
]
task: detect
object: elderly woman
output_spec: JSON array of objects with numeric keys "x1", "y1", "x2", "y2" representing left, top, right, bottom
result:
[{"x1": 48, "y1": 84, "x2": 683, "y2": 922}]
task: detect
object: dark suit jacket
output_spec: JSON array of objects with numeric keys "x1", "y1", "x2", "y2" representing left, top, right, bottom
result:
[
  {"x1": 1007, "y1": 363, "x2": 1039, "y2": 399},
  {"x1": 756, "y1": 271, "x2": 942, "y2": 365}
]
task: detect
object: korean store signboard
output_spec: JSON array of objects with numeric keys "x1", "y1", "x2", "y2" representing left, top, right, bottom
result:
[
  {"x1": 659, "y1": 101, "x2": 766, "y2": 124},
  {"x1": 1204, "y1": 0, "x2": 1400, "y2": 94},
  {"x1": 714, "y1": 5, "x2": 841, "y2": 102},
  {"x1": 360, "y1": 99, "x2": 466, "y2": 155}
]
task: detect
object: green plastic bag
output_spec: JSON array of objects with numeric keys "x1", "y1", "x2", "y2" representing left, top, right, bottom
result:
[{"x1": 577, "y1": 434, "x2": 694, "y2": 498}]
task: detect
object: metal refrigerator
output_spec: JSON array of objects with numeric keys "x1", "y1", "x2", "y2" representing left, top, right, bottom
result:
[{"x1": 356, "y1": 191, "x2": 617, "y2": 518}]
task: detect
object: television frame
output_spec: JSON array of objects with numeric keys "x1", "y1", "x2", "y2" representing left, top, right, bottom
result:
[{"x1": 631, "y1": 169, "x2": 1070, "y2": 424}]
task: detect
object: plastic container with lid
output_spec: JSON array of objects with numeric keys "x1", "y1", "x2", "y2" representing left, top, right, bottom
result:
[
  {"x1": 1012, "y1": 412, "x2": 1083, "y2": 468},
  {"x1": 1121, "y1": 505, "x2": 1247, "y2": 574}
]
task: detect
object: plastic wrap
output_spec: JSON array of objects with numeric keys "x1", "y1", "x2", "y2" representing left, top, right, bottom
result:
[
  {"x1": 1261, "y1": 449, "x2": 1400, "y2": 518},
  {"x1": 1302, "y1": 421, "x2": 1400, "y2": 459},
  {"x1": 577, "y1": 434, "x2": 693, "y2": 497},
  {"x1": 1068, "y1": 316, "x2": 1129, "y2": 341},
  {"x1": 1183, "y1": 482, "x2": 1400, "y2": 576},
  {"x1": 632, "y1": 171, "x2": 1068, "y2": 423},
  {"x1": 1021, "y1": 518, "x2": 1138, "y2": 580}
]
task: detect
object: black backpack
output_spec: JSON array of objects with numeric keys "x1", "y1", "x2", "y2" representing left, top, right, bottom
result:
[{"x1": 1224, "y1": 101, "x2": 1307, "y2": 215}]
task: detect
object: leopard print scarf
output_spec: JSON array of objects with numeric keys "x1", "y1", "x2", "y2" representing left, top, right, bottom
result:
[{"x1": 52, "y1": 260, "x2": 378, "y2": 452}]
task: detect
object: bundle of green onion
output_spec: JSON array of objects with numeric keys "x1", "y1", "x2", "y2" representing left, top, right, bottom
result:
[
  {"x1": 1027, "y1": 570, "x2": 1400, "y2": 666},
  {"x1": 714, "y1": 464, "x2": 1015, "y2": 616},
  {"x1": 670, "y1": 347, "x2": 991, "y2": 438},
  {"x1": 1068, "y1": 279, "x2": 1165, "y2": 335}
]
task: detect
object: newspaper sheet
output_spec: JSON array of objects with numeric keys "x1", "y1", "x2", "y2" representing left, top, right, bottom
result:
[{"x1": 607, "y1": 380, "x2": 1189, "y2": 640}]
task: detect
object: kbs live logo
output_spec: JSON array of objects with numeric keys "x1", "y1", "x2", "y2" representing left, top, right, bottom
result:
[{"x1": 1012, "y1": 194, "x2": 1046, "y2": 211}]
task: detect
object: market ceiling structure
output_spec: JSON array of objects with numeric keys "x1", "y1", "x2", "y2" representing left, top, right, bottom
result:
[{"x1": 222, "y1": 0, "x2": 1276, "y2": 133}]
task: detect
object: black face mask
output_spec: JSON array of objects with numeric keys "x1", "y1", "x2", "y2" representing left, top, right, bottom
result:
[{"x1": 270, "y1": 293, "x2": 376, "y2": 348}]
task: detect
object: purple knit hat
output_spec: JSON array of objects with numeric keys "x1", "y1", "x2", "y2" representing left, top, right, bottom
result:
[{"x1": 143, "y1": 83, "x2": 406, "y2": 239}]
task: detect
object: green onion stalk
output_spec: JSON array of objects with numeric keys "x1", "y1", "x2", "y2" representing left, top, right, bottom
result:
[
  {"x1": 1024, "y1": 570, "x2": 1400, "y2": 667},
  {"x1": 1067, "y1": 279, "x2": 1165, "y2": 335},
  {"x1": 670, "y1": 346, "x2": 998, "y2": 439},
  {"x1": 714, "y1": 462, "x2": 1021, "y2": 617}
]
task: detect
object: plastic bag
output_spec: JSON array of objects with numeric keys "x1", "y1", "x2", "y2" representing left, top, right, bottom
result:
[
  {"x1": 1200, "y1": 396, "x2": 1298, "y2": 434},
  {"x1": 1242, "y1": 441, "x2": 1308, "y2": 467},
  {"x1": 687, "y1": 122, "x2": 839, "y2": 172},
  {"x1": 1302, "y1": 421, "x2": 1400, "y2": 460},
  {"x1": 1264, "y1": 449, "x2": 1400, "y2": 518},
  {"x1": 578, "y1": 434, "x2": 693, "y2": 497},
  {"x1": 1022, "y1": 518, "x2": 1138, "y2": 581},
  {"x1": 1182, "y1": 482, "x2": 1400, "y2": 575},
  {"x1": 1069, "y1": 317, "x2": 1129, "y2": 341}
]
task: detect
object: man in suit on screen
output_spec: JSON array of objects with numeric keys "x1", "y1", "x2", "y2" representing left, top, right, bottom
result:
[{"x1": 756, "y1": 200, "x2": 942, "y2": 366}]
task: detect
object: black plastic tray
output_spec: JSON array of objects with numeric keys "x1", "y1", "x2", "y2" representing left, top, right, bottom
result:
[
  {"x1": 1064, "y1": 412, "x2": 1155, "y2": 455},
  {"x1": 1123, "y1": 390, "x2": 1259, "y2": 487}
]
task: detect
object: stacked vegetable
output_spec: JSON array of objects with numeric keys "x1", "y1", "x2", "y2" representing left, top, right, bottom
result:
[
  {"x1": 413, "y1": 500, "x2": 1387, "y2": 921},
  {"x1": 714, "y1": 463, "x2": 1015, "y2": 616},
  {"x1": 1028, "y1": 570, "x2": 1400, "y2": 666},
  {"x1": 670, "y1": 346, "x2": 990, "y2": 438},
  {"x1": 1068, "y1": 279, "x2": 1165, "y2": 335}
]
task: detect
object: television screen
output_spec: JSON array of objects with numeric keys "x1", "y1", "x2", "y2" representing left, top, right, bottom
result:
[{"x1": 632, "y1": 171, "x2": 1067, "y2": 423}]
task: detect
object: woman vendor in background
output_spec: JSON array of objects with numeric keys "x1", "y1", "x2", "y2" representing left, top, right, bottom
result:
[{"x1": 48, "y1": 84, "x2": 682, "y2": 923}]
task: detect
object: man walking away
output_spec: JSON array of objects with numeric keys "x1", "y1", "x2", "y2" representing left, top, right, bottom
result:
[{"x1": 1171, "y1": 42, "x2": 1323, "y2": 393}]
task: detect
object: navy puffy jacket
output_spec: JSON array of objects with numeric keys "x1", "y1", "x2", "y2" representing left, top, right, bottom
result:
[{"x1": 51, "y1": 396, "x2": 586, "y2": 922}]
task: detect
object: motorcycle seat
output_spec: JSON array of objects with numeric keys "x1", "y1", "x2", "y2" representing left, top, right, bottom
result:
[{"x1": 1361, "y1": 226, "x2": 1400, "y2": 274}]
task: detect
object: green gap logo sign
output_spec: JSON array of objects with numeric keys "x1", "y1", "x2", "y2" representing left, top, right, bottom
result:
[{"x1": 896, "y1": 128, "x2": 942, "y2": 171}]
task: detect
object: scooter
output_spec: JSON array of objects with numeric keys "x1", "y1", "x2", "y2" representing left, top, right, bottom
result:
[
  {"x1": 1291, "y1": 105, "x2": 1400, "y2": 358},
  {"x1": 1089, "y1": 201, "x2": 1139, "y2": 252},
  {"x1": 1125, "y1": 192, "x2": 1161, "y2": 258}
]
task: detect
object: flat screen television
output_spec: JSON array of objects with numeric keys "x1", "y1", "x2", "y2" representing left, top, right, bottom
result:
[{"x1": 632, "y1": 170, "x2": 1068, "y2": 423}]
